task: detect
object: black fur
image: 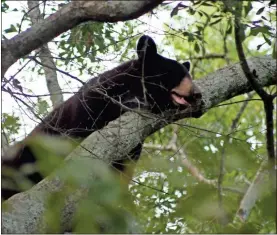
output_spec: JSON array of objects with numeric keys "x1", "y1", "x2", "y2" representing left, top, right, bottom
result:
[{"x1": 2, "y1": 35, "x2": 199, "y2": 200}]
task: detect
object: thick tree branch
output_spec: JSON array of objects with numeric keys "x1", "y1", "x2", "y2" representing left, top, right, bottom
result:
[
  {"x1": 236, "y1": 160, "x2": 274, "y2": 222},
  {"x1": 1, "y1": 1, "x2": 164, "y2": 78},
  {"x1": 28, "y1": 1, "x2": 63, "y2": 107},
  {"x1": 2, "y1": 56, "x2": 276, "y2": 233}
]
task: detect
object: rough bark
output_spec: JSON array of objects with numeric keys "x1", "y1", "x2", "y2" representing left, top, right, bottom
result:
[
  {"x1": 2, "y1": 55, "x2": 276, "y2": 233},
  {"x1": 1, "y1": 0, "x2": 164, "y2": 78},
  {"x1": 28, "y1": 1, "x2": 63, "y2": 107},
  {"x1": 236, "y1": 160, "x2": 272, "y2": 222}
]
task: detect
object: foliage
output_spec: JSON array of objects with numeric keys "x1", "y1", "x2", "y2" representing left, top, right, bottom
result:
[
  {"x1": 41, "y1": 153, "x2": 137, "y2": 233},
  {"x1": 2, "y1": 113, "x2": 21, "y2": 136},
  {"x1": 1, "y1": 0, "x2": 276, "y2": 233}
]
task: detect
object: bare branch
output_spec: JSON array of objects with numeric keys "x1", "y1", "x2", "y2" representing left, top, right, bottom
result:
[
  {"x1": 143, "y1": 143, "x2": 217, "y2": 186},
  {"x1": 230, "y1": 93, "x2": 254, "y2": 130},
  {"x1": 188, "y1": 54, "x2": 226, "y2": 61},
  {"x1": 29, "y1": 56, "x2": 85, "y2": 85}
]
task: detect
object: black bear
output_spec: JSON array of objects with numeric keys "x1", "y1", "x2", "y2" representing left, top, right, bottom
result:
[{"x1": 2, "y1": 35, "x2": 202, "y2": 200}]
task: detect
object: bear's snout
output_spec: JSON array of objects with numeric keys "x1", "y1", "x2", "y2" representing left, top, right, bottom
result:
[{"x1": 191, "y1": 83, "x2": 202, "y2": 100}]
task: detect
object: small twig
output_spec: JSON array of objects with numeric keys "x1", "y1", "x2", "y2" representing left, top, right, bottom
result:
[
  {"x1": 2, "y1": 89, "x2": 77, "y2": 98},
  {"x1": 143, "y1": 142, "x2": 249, "y2": 192},
  {"x1": 140, "y1": 36, "x2": 149, "y2": 104},
  {"x1": 214, "y1": 98, "x2": 262, "y2": 107},
  {"x1": 143, "y1": 142, "x2": 217, "y2": 186},
  {"x1": 223, "y1": 25, "x2": 231, "y2": 65},
  {"x1": 2, "y1": 51, "x2": 40, "y2": 89},
  {"x1": 218, "y1": 145, "x2": 225, "y2": 209},
  {"x1": 187, "y1": 54, "x2": 226, "y2": 61},
  {"x1": 231, "y1": 93, "x2": 254, "y2": 130},
  {"x1": 29, "y1": 56, "x2": 85, "y2": 85}
]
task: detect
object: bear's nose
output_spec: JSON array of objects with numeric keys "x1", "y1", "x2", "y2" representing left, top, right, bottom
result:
[
  {"x1": 192, "y1": 84, "x2": 202, "y2": 100},
  {"x1": 193, "y1": 91, "x2": 202, "y2": 99}
]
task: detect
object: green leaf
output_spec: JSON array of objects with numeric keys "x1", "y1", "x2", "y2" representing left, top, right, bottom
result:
[
  {"x1": 201, "y1": 2, "x2": 214, "y2": 7},
  {"x1": 183, "y1": 32, "x2": 189, "y2": 37},
  {"x1": 226, "y1": 24, "x2": 233, "y2": 35},
  {"x1": 209, "y1": 19, "x2": 221, "y2": 26},
  {"x1": 2, "y1": 113, "x2": 21, "y2": 135},
  {"x1": 170, "y1": 5, "x2": 179, "y2": 17},
  {"x1": 188, "y1": 7, "x2": 195, "y2": 15},
  {"x1": 250, "y1": 26, "x2": 270, "y2": 36},
  {"x1": 188, "y1": 34, "x2": 195, "y2": 42},
  {"x1": 212, "y1": 14, "x2": 222, "y2": 19},
  {"x1": 244, "y1": 2, "x2": 253, "y2": 16},
  {"x1": 199, "y1": 10, "x2": 209, "y2": 19},
  {"x1": 256, "y1": 7, "x2": 265, "y2": 15},
  {"x1": 37, "y1": 99, "x2": 49, "y2": 117},
  {"x1": 194, "y1": 42, "x2": 200, "y2": 53},
  {"x1": 4, "y1": 24, "x2": 17, "y2": 34},
  {"x1": 196, "y1": 25, "x2": 204, "y2": 32},
  {"x1": 261, "y1": 16, "x2": 268, "y2": 21},
  {"x1": 257, "y1": 43, "x2": 264, "y2": 51},
  {"x1": 3, "y1": 115, "x2": 18, "y2": 127},
  {"x1": 262, "y1": 34, "x2": 271, "y2": 45},
  {"x1": 1, "y1": 1, "x2": 9, "y2": 13}
]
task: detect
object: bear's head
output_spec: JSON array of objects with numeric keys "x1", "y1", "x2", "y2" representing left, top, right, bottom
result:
[{"x1": 135, "y1": 35, "x2": 202, "y2": 113}]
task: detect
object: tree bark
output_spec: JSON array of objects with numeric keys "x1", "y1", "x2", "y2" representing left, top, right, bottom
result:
[
  {"x1": 2, "y1": 55, "x2": 276, "y2": 234},
  {"x1": 1, "y1": 0, "x2": 164, "y2": 78},
  {"x1": 28, "y1": 1, "x2": 63, "y2": 108}
]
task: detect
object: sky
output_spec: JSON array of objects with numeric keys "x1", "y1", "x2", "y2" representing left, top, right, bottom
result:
[{"x1": 1, "y1": 1, "x2": 272, "y2": 144}]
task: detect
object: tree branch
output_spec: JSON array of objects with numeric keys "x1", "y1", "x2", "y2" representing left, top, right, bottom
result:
[
  {"x1": 234, "y1": 2, "x2": 276, "y2": 162},
  {"x1": 236, "y1": 160, "x2": 274, "y2": 222},
  {"x1": 27, "y1": 1, "x2": 63, "y2": 108},
  {"x1": 2, "y1": 56, "x2": 276, "y2": 233},
  {"x1": 233, "y1": 3, "x2": 276, "y2": 224},
  {"x1": 1, "y1": 1, "x2": 164, "y2": 78}
]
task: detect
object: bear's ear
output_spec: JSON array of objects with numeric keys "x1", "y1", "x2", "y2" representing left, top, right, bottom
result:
[
  {"x1": 183, "y1": 61, "x2": 190, "y2": 71},
  {"x1": 137, "y1": 35, "x2": 157, "y2": 60}
]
